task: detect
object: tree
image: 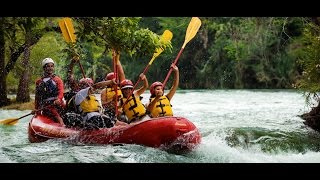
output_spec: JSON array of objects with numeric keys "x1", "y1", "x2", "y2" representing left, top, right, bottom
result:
[
  {"x1": 0, "y1": 17, "x2": 9, "y2": 106},
  {"x1": 0, "y1": 17, "x2": 33, "y2": 106},
  {"x1": 16, "y1": 17, "x2": 46, "y2": 103},
  {"x1": 295, "y1": 17, "x2": 320, "y2": 131},
  {"x1": 0, "y1": 17, "x2": 59, "y2": 107}
]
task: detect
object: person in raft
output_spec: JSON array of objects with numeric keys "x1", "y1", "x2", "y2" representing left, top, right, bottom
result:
[
  {"x1": 146, "y1": 63, "x2": 179, "y2": 118},
  {"x1": 119, "y1": 73, "x2": 150, "y2": 124},
  {"x1": 74, "y1": 79, "x2": 127, "y2": 130},
  {"x1": 63, "y1": 77, "x2": 95, "y2": 128},
  {"x1": 33, "y1": 58, "x2": 65, "y2": 126},
  {"x1": 100, "y1": 52, "x2": 126, "y2": 122},
  {"x1": 64, "y1": 55, "x2": 94, "y2": 112},
  {"x1": 62, "y1": 54, "x2": 101, "y2": 127}
]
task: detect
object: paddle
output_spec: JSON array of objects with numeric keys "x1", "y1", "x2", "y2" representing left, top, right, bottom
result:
[
  {"x1": 59, "y1": 17, "x2": 86, "y2": 78},
  {"x1": 121, "y1": 30, "x2": 173, "y2": 108},
  {"x1": 0, "y1": 113, "x2": 34, "y2": 125},
  {"x1": 162, "y1": 17, "x2": 201, "y2": 88},
  {"x1": 0, "y1": 105, "x2": 50, "y2": 126}
]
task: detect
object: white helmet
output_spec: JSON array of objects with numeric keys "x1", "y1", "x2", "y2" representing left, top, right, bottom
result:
[{"x1": 42, "y1": 58, "x2": 55, "y2": 67}]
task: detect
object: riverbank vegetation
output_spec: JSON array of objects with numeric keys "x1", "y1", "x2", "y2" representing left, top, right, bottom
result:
[
  {"x1": 0, "y1": 99, "x2": 34, "y2": 110},
  {"x1": 2, "y1": 17, "x2": 320, "y2": 131}
]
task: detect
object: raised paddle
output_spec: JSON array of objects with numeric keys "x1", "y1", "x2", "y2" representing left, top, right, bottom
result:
[
  {"x1": 59, "y1": 17, "x2": 76, "y2": 43},
  {"x1": 162, "y1": 17, "x2": 201, "y2": 88},
  {"x1": 121, "y1": 30, "x2": 173, "y2": 108},
  {"x1": 59, "y1": 17, "x2": 86, "y2": 79}
]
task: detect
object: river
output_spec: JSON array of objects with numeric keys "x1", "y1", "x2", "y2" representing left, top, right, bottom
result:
[{"x1": 1, "y1": 89, "x2": 320, "y2": 163}]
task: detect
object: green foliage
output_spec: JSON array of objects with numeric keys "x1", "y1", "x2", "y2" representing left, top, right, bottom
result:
[
  {"x1": 198, "y1": 17, "x2": 302, "y2": 89},
  {"x1": 79, "y1": 42, "x2": 112, "y2": 81},
  {"x1": 2, "y1": 17, "x2": 308, "y2": 98},
  {"x1": 66, "y1": 17, "x2": 174, "y2": 84},
  {"x1": 139, "y1": 17, "x2": 195, "y2": 86},
  {"x1": 74, "y1": 17, "x2": 172, "y2": 58},
  {"x1": 295, "y1": 21, "x2": 320, "y2": 104}
]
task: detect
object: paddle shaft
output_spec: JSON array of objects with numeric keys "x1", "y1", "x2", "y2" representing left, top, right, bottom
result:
[
  {"x1": 132, "y1": 64, "x2": 150, "y2": 92},
  {"x1": 162, "y1": 47, "x2": 184, "y2": 88},
  {"x1": 18, "y1": 112, "x2": 33, "y2": 120},
  {"x1": 113, "y1": 50, "x2": 119, "y2": 117},
  {"x1": 16, "y1": 107, "x2": 46, "y2": 120},
  {"x1": 70, "y1": 44, "x2": 86, "y2": 79},
  {"x1": 77, "y1": 60, "x2": 86, "y2": 79}
]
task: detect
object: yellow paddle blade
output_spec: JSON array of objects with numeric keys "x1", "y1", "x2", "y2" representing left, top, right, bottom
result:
[
  {"x1": 182, "y1": 17, "x2": 202, "y2": 48},
  {"x1": 160, "y1": 30, "x2": 173, "y2": 44},
  {"x1": 0, "y1": 118, "x2": 18, "y2": 125},
  {"x1": 7, "y1": 119, "x2": 18, "y2": 125},
  {"x1": 59, "y1": 17, "x2": 76, "y2": 43},
  {"x1": 150, "y1": 30, "x2": 173, "y2": 65}
]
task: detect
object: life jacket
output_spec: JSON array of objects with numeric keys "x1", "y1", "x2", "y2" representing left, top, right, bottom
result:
[
  {"x1": 149, "y1": 95, "x2": 173, "y2": 118},
  {"x1": 36, "y1": 76, "x2": 58, "y2": 105},
  {"x1": 106, "y1": 86, "x2": 123, "y2": 100},
  {"x1": 101, "y1": 87, "x2": 122, "y2": 112},
  {"x1": 77, "y1": 95, "x2": 101, "y2": 115},
  {"x1": 121, "y1": 94, "x2": 146, "y2": 122}
]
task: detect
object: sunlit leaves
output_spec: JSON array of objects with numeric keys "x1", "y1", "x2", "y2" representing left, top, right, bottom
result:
[{"x1": 74, "y1": 17, "x2": 172, "y2": 58}]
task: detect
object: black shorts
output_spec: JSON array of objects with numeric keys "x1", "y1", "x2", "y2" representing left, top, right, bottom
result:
[
  {"x1": 83, "y1": 114, "x2": 116, "y2": 130},
  {"x1": 63, "y1": 112, "x2": 84, "y2": 128}
]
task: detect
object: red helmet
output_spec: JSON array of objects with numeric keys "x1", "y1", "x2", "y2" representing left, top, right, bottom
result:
[
  {"x1": 150, "y1": 81, "x2": 163, "y2": 95},
  {"x1": 120, "y1": 79, "x2": 133, "y2": 89},
  {"x1": 79, "y1": 78, "x2": 94, "y2": 89},
  {"x1": 106, "y1": 72, "x2": 115, "y2": 80}
]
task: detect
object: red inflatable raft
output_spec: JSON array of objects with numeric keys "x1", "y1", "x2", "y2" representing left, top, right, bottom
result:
[{"x1": 28, "y1": 115, "x2": 201, "y2": 153}]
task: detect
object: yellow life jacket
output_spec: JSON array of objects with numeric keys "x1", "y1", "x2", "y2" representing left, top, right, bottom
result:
[
  {"x1": 149, "y1": 95, "x2": 173, "y2": 118},
  {"x1": 106, "y1": 87, "x2": 123, "y2": 100},
  {"x1": 102, "y1": 87, "x2": 122, "y2": 111},
  {"x1": 79, "y1": 95, "x2": 100, "y2": 113},
  {"x1": 121, "y1": 94, "x2": 146, "y2": 122}
]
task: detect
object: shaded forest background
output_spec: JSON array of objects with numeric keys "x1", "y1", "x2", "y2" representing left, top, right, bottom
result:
[{"x1": 1, "y1": 17, "x2": 319, "y2": 109}]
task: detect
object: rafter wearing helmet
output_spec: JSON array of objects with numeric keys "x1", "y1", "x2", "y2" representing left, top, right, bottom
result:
[
  {"x1": 146, "y1": 63, "x2": 179, "y2": 118},
  {"x1": 119, "y1": 73, "x2": 150, "y2": 123},
  {"x1": 100, "y1": 53, "x2": 127, "y2": 121},
  {"x1": 34, "y1": 57, "x2": 65, "y2": 126}
]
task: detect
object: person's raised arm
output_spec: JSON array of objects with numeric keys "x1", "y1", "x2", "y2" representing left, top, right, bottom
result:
[
  {"x1": 135, "y1": 73, "x2": 148, "y2": 96},
  {"x1": 93, "y1": 79, "x2": 117, "y2": 90},
  {"x1": 166, "y1": 64, "x2": 179, "y2": 101},
  {"x1": 67, "y1": 56, "x2": 80, "y2": 91},
  {"x1": 115, "y1": 53, "x2": 126, "y2": 82}
]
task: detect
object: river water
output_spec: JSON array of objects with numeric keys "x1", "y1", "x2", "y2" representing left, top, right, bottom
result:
[{"x1": 1, "y1": 89, "x2": 320, "y2": 163}]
